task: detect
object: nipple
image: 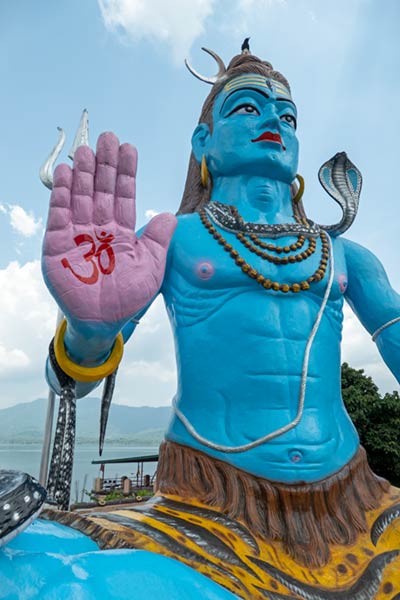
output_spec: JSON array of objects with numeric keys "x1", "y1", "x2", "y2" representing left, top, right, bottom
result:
[
  {"x1": 196, "y1": 261, "x2": 215, "y2": 280},
  {"x1": 338, "y1": 274, "x2": 348, "y2": 293}
]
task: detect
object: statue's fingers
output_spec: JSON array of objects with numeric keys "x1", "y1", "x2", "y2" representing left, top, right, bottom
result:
[
  {"x1": 71, "y1": 145, "x2": 95, "y2": 225},
  {"x1": 93, "y1": 132, "x2": 119, "y2": 225},
  {"x1": 140, "y1": 213, "x2": 177, "y2": 259},
  {"x1": 46, "y1": 164, "x2": 72, "y2": 232},
  {"x1": 115, "y1": 143, "x2": 138, "y2": 229}
]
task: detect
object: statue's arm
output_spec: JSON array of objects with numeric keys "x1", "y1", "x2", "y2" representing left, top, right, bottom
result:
[
  {"x1": 343, "y1": 238, "x2": 400, "y2": 382},
  {"x1": 45, "y1": 299, "x2": 153, "y2": 397},
  {"x1": 42, "y1": 133, "x2": 176, "y2": 397}
]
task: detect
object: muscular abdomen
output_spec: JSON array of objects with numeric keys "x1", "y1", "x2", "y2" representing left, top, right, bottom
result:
[{"x1": 166, "y1": 289, "x2": 358, "y2": 482}]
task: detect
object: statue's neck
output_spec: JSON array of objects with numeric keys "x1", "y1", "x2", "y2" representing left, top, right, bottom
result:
[{"x1": 210, "y1": 175, "x2": 295, "y2": 224}]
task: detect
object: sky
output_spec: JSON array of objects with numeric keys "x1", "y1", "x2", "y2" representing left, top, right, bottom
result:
[{"x1": 0, "y1": 0, "x2": 399, "y2": 410}]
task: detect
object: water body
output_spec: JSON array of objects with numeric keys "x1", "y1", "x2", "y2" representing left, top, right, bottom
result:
[{"x1": 0, "y1": 443, "x2": 159, "y2": 502}]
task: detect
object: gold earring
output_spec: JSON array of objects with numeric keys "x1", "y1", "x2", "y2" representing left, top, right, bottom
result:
[
  {"x1": 201, "y1": 155, "x2": 209, "y2": 188},
  {"x1": 293, "y1": 174, "x2": 304, "y2": 203}
]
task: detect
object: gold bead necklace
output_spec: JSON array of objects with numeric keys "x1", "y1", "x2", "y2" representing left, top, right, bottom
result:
[{"x1": 199, "y1": 208, "x2": 329, "y2": 293}]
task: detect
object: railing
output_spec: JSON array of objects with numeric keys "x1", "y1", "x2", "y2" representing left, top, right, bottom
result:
[{"x1": 95, "y1": 472, "x2": 156, "y2": 494}]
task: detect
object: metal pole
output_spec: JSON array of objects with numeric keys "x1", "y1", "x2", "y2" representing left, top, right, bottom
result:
[
  {"x1": 39, "y1": 309, "x2": 64, "y2": 485},
  {"x1": 38, "y1": 389, "x2": 57, "y2": 485},
  {"x1": 81, "y1": 474, "x2": 88, "y2": 503}
]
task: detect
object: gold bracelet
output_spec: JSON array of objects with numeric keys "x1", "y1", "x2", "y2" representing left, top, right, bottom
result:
[{"x1": 54, "y1": 319, "x2": 124, "y2": 382}]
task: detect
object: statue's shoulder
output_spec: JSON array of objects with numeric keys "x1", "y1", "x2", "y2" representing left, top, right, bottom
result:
[
  {"x1": 339, "y1": 237, "x2": 392, "y2": 297},
  {"x1": 169, "y1": 211, "x2": 205, "y2": 248},
  {"x1": 341, "y1": 236, "x2": 382, "y2": 267},
  {"x1": 175, "y1": 211, "x2": 202, "y2": 230}
]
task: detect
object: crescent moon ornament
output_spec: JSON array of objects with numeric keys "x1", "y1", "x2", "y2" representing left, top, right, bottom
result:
[{"x1": 185, "y1": 47, "x2": 227, "y2": 85}]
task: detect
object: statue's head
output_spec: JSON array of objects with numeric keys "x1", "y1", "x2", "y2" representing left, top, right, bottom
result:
[{"x1": 178, "y1": 48, "x2": 298, "y2": 214}]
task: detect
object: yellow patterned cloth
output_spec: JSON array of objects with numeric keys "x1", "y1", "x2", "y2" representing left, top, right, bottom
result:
[{"x1": 43, "y1": 487, "x2": 400, "y2": 600}]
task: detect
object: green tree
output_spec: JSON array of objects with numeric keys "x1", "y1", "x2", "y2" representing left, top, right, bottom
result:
[{"x1": 341, "y1": 362, "x2": 400, "y2": 486}]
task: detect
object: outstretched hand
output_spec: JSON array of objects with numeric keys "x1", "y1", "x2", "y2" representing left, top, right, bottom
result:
[{"x1": 42, "y1": 132, "x2": 177, "y2": 338}]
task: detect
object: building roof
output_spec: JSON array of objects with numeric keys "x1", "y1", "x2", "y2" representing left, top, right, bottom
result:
[{"x1": 92, "y1": 454, "x2": 159, "y2": 465}]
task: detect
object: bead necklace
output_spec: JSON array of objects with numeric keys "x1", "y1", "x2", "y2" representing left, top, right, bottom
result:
[
  {"x1": 227, "y1": 202, "x2": 317, "y2": 264},
  {"x1": 235, "y1": 231, "x2": 317, "y2": 265},
  {"x1": 249, "y1": 233, "x2": 306, "y2": 253},
  {"x1": 229, "y1": 204, "x2": 310, "y2": 255},
  {"x1": 199, "y1": 208, "x2": 329, "y2": 293}
]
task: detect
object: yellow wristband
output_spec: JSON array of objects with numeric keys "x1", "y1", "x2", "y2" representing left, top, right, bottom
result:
[{"x1": 54, "y1": 319, "x2": 124, "y2": 383}]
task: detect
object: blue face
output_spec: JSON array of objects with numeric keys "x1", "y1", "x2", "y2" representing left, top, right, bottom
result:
[{"x1": 192, "y1": 75, "x2": 299, "y2": 184}]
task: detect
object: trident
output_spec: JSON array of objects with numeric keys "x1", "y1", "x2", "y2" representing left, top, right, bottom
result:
[
  {"x1": 38, "y1": 110, "x2": 89, "y2": 487},
  {"x1": 39, "y1": 111, "x2": 117, "y2": 498},
  {"x1": 39, "y1": 111, "x2": 117, "y2": 506}
]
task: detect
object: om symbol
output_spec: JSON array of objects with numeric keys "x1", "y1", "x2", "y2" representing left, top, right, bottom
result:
[{"x1": 61, "y1": 231, "x2": 116, "y2": 285}]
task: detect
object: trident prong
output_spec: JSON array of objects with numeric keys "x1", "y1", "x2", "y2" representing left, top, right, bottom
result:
[
  {"x1": 185, "y1": 47, "x2": 227, "y2": 85},
  {"x1": 39, "y1": 109, "x2": 90, "y2": 190},
  {"x1": 39, "y1": 127, "x2": 66, "y2": 190},
  {"x1": 68, "y1": 108, "x2": 89, "y2": 161}
]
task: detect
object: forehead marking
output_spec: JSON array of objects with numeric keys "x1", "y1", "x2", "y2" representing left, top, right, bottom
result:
[
  {"x1": 273, "y1": 82, "x2": 291, "y2": 95},
  {"x1": 223, "y1": 74, "x2": 291, "y2": 99}
]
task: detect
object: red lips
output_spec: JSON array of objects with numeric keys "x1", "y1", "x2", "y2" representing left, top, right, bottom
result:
[{"x1": 251, "y1": 131, "x2": 285, "y2": 150}]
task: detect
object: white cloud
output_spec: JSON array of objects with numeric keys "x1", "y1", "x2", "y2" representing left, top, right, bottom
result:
[
  {"x1": 125, "y1": 359, "x2": 175, "y2": 383},
  {"x1": 0, "y1": 203, "x2": 43, "y2": 237},
  {"x1": 113, "y1": 295, "x2": 177, "y2": 407},
  {"x1": 0, "y1": 261, "x2": 55, "y2": 330},
  {"x1": 238, "y1": 0, "x2": 286, "y2": 8},
  {"x1": 0, "y1": 345, "x2": 30, "y2": 373},
  {"x1": 0, "y1": 260, "x2": 176, "y2": 409},
  {"x1": 0, "y1": 260, "x2": 56, "y2": 407},
  {"x1": 145, "y1": 209, "x2": 159, "y2": 220},
  {"x1": 98, "y1": 0, "x2": 215, "y2": 62},
  {"x1": 342, "y1": 303, "x2": 398, "y2": 393}
]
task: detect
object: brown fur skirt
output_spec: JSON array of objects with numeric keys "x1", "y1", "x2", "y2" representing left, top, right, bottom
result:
[{"x1": 155, "y1": 441, "x2": 390, "y2": 567}]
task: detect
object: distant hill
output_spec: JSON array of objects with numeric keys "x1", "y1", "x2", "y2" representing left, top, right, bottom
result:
[{"x1": 0, "y1": 398, "x2": 171, "y2": 445}]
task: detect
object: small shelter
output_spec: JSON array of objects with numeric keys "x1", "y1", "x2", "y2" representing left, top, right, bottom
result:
[{"x1": 92, "y1": 454, "x2": 158, "y2": 494}]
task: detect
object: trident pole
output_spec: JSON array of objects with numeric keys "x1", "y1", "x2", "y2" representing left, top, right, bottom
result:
[
  {"x1": 38, "y1": 110, "x2": 89, "y2": 486},
  {"x1": 39, "y1": 311, "x2": 63, "y2": 485}
]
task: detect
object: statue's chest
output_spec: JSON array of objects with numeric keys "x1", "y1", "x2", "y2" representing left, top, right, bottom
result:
[{"x1": 167, "y1": 218, "x2": 348, "y2": 303}]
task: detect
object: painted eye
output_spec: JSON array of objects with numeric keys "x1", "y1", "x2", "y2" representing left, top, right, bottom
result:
[
  {"x1": 280, "y1": 114, "x2": 297, "y2": 129},
  {"x1": 229, "y1": 104, "x2": 260, "y2": 116}
]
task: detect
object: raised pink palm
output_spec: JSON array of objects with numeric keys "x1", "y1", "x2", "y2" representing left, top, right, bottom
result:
[{"x1": 42, "y1": 132, "x2": 177, "y2": 342}]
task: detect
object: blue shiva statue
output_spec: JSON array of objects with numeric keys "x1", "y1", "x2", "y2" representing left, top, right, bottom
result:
[{"x1": 1, "y1": 44, "x2": 400, "y2": 599}]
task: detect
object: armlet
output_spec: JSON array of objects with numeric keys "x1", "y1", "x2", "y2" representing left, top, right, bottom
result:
[{"x1": 372, "y1": 316, "x2": 400, "y2": 342}]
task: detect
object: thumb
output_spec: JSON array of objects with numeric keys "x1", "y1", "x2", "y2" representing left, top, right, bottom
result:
[{"x1": 140, "y1": 213, "x2": 177, "y2": 251}]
